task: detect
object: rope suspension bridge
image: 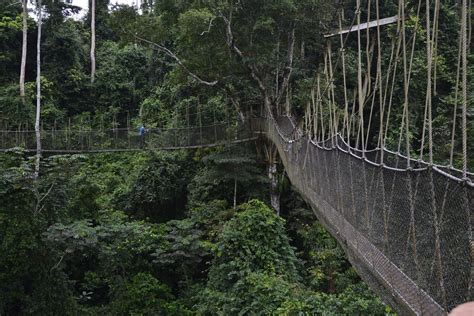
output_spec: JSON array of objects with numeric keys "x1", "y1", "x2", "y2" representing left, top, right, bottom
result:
[
  {"x1": 261, "y1": 0, "x2": 473, "y2": 314},
  {"x1": 0, "y1": 0, "x2": 472, "y2": 315},
  {"x1": 262, "y1": 114, "x2": 472, "y2": 315},
  {"x1": 0, "y1": 122, "x2": 257, "y2": 153}
]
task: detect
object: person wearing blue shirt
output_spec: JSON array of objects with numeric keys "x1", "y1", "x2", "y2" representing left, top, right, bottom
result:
[{"x1": 139, "y1": 125, "x2": 146, "y2": 148}]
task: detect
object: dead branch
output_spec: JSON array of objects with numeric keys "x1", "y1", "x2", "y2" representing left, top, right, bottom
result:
[
  {"x1": 274, "y1": 27, "x2": 296, "y2": 107},
  {"x1": 220, "y1": 11, "x2": 268, "y2": 97},
  {"x1": 133, "y1": 34, "x2": 218, "y2": 86},
  {"x1": 34, "y1": 182, "x2": 55, "y2": 215},
  {"x1": 200, "y1": 17, "x2": 215, "y2": 36}
]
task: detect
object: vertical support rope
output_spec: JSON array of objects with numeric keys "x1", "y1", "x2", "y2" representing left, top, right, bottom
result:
[
  {"x1": 402, "y1": 0, "x2": 410, "y2": 166},
  {"x1": 461, "y1": 0, "x2": 468, "y2": 178},
  {"x1": 324, "y1": 49, "x2": 333, "y2": 143},
  {"x1": 312, "y1": 87, "x2": 318, "y2": 140},
  {"x1": 376, "y1": 0, "x2": 384, "y2": 158},
  {"x1": 327, "y1": 41, "x2": 337, "y2": 145},
  {"x1": 431, "y1": 0, "x2": 440, "y2": 96},
  {"x1": 383, "y1": 11, "x2": 402, "y2": 151},
  {"x1": 317, "y1": 75, "x2": 325, "y2": 142},
  {"x1": 339, "y1": 13, "x2": 349, "y2": 143},
  {"x1": 425, "y1": 0, "x2": 433, "y2": 164},
  {"x1": 365, "y1": 0, "x2": 372, "y2": 101},
  {"x1": 450, "y1": 30, "x2": 462, "y2": 167},
  {"x1": 356, "y1": 0, "x2": 365, "y2": 158},
  {"x1": 349, "y1": 90, "x2": 357, "y2": 149}
]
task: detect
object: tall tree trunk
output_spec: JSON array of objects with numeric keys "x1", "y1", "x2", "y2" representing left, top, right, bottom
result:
[
  {"x1": 264, "y1": 143, "x2": 280, "y2": 214},
  {"x1": 268, "y1": 159, "x2": 280, "y2": 215},
  {"x1": 19, "y1": 0, "x2": 27, "y2": 103},
  {"x1": 328, "y1": 268, "x2": 336, "y2": 293},
  {"x1": 90, "y1": 0, "x2": 96, "y2": 83},
  {"x1": 35, "y1": 0, "x2": 42, "y2": 178}
]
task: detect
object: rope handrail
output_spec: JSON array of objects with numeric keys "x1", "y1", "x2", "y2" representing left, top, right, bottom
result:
[
  {"x1": 267, "y1": 112, "x2": 473, "y2": 185},
  {"x1": 0, "y1": 121, "x2": 257, "y2": 152},
  {"x1": 0, "y1": 122, "x2": 231, "y2": 133},
  {"x1": 264, "y1": 110, "x2": 473, "y2": 315}
]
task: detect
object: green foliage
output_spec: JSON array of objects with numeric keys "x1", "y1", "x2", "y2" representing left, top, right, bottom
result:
[
  {"x1": 123, "y1": 150, "x2": 191, "y2": 221},
  {"x1": 152, "y1": 218, "x2": 210, "y2": 275},
  {"x1": 0, "y1": 152, "x2": 82, "y2": 315},
  {"x1": 209, "y1": 200, "x2": 299, "y2": 285},
  {"x1": 188, "y1": 145, "x2": 267, "y2": 207},
  {"x1": 197, "y1": 200, "x2": 302, "y2": 313},
  {"x1": 108, "y1": 272, "x2": 190, "y2": 315}
]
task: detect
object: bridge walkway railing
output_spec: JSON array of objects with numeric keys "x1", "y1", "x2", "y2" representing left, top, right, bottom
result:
[
  {"x1": 262, "y1": 114, "x2": 473, "y2": 315},
  {"x1": 0, "y1": 122, "x2": 256, "y2": 152}
]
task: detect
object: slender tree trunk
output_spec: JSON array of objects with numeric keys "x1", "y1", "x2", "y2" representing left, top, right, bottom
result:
[
  {"x1": 264, "y1": 143, "x2": 280, "y2": 214},
  {"x1": 90, "y1": 0, "x2": 96, "y2": 83},
  {"x1": 233, "y1": 178, "x2": 237, "y2": 209},
  {"x1": 35, "y1": 0, "x2": 42, "y2": 178},
  {"x1": 268, "y1": 159, "x2": 280, "y2": 215},
  {"x1": 19, "y1": 0, "x2": 27, "y2": 103},
  {"x1": 328, "y1": 269, "x2": 335, "y2": 294}
]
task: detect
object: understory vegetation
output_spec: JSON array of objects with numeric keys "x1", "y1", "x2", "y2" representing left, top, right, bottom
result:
[{"x1": 0, "y1": 148, "x2": 391, "y2": 314}]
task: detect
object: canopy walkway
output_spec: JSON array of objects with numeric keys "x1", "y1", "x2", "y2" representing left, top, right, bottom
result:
[
  {"x1": 256, "y1": 0, "x2": 473, "y2": 312},
  {"x1": 1, "y1": 116, "x2": 471, "y2": 315},
  {"x1": 1, "y1": 0, "x2": 472, "y2": 315},
  {"x1": 0, "y1": 122, "x2": 257, "y2": 153},
  {"x1": 258, "y1": 113, "x2": 473, "y2": 315}
]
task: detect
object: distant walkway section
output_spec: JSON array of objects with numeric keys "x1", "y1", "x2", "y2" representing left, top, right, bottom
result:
[{"x1": 0, "y1": 123, "x2": 257, "y2": 153}]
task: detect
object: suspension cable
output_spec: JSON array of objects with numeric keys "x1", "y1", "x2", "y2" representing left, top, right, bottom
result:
[
  {"x1": 461, "y1": 0, "x2": 468, "y2": 178},
  {"x1": 402, "y1": 0, "x2": 410, "y2": 166},
  {"x1": 356, "y1": 0, "x2": 365, "y2": 157},
  {"x1": 449, "y1": 21, "x2": 463, "y2": 167}
]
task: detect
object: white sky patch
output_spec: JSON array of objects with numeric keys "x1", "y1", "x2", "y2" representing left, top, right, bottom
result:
[
  {"x1": 72, "y1": 0, "x2": 138, "y2": 18},
  {"x1": 73, "y1": 0, "x2": 137, "y2": 11},
  {"x1": 28, "y1": 0, "x2": 138, "y2": 20}
]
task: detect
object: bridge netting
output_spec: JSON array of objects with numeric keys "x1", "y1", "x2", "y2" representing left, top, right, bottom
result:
[
  {"x1": 261, "y1": 113, "x2": 473, "y2": 315},
  {"x1": 0, "y1": 122, "x2": 256, "y2": 152}
]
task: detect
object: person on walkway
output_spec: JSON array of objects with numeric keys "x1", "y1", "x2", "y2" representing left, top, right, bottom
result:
[{"x1": 139, "y1": 124, "x2": 146, "y2": 148}]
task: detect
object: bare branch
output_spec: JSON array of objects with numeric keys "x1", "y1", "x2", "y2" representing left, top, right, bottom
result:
[
  {"x1": 50, "y1": 254, "x2": 65, "y2": 272},
  {"x1": 34, "y1": 182, "x2": 55, "y2": 215},
  {"x1": 274, "y1": 27, "x2": 296, "y2": 107},
  {"x1": 133, "y1": 34, "x2": 218, "y2": 86},
  {"x1": 220, "y1": 12, "x2": 268, "y2": 98},
  {"x1": 200, "y1": 17, "x2": 215, "y2": 36},
  {"x1": 228, "y1": 93, "x2": 246, "y2": 123}
]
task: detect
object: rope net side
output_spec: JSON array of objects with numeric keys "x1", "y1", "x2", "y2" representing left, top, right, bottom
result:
[
  {"x1": 261, "y1": 114, "x2": 473, "y2": 315},
  {"x1": 0, "y1": 123, "x2": 255, "y2": 152}
]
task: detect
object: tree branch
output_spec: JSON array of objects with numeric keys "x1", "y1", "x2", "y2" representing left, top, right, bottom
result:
[
  {"x1": 133, "y1": 33, "x2": 218, "y2": 86},
  {"x1": 34, "y1": 182, "x2": 55, "y2": 215},
  {"x1": 274, "y1": 27, "x2": 296, "y2": 107},
  {"x1": 200, "y1": 17, "x2": 215, "y2": 36},
  {"x1": 220, "y1": 12, "x2": 269, "y2": 98},
  {"x1": 50, "y1": 254, "x2": 65, "y2": 272}
]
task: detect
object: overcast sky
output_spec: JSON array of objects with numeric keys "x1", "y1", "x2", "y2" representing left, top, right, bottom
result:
[
  {"x1": 27, "y1": 0, "x2": 138, "y2": 19},
  {"x1": 73, "y1": 0, "x2": 137, "y2": 11},
  {"x1": 71, "y1": 0, "x2": 137, "y2": 17}
]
